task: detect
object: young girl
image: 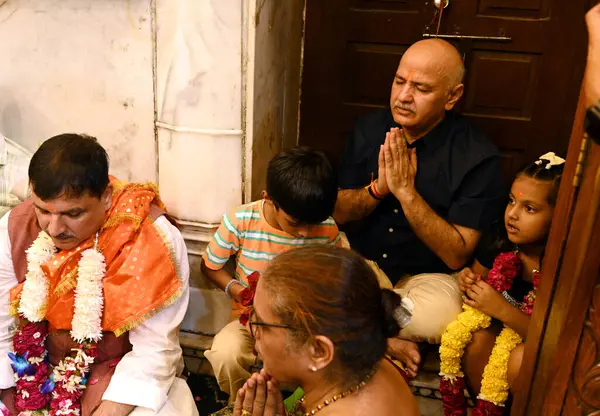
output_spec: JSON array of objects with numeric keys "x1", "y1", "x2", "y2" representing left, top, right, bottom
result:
[{"x1": 439, "y1": 152, "x2": 565, "y2": 416}]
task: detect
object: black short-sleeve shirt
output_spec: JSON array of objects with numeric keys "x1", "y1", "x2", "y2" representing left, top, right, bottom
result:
[{"x1": 339, "y1": 109, "x2": 504, "y2": 284}]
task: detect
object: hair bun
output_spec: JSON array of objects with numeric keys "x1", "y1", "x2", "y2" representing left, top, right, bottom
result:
[{"x1": 381, "y1": 289, "x2": 411, "y2": 338}]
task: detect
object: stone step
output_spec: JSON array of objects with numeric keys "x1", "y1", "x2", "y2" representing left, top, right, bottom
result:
[
  {"x1": 180, "y1": 331, "x2": 215, "y2": 376},
  {"x1": 410, "y1": 370, "x2": 441, "y2": 395},
  {"x1": 409, "y1": 344, "x2": 442, "y2": 395},
  {"x1": 180, "y1": 331, "x2": 214, "y2": 352}
]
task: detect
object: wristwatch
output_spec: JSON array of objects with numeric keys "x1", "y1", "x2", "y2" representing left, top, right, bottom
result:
[{"x1": 585, "y1": 100, "x2": 600, "y2": 144}]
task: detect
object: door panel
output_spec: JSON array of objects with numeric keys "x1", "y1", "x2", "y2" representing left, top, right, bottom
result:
[
  {"x1": 463, "y1": 51, "x2": 539, "y2": 120},
  {"x1": 510, "y1": 102, "x2": 600, "y2": 414},
  {"x1": 299, "y1": 0, "x2": 588, "y2": 183},
  {"x1": 477, "y1": 0, "x2": 550, "y2": 17},
  {"x1": 346, "y1": 44, "x2": 408, "y2": 106},
  {"x1": 564, "y1": 282, "x2": 600, "y2": 413}
]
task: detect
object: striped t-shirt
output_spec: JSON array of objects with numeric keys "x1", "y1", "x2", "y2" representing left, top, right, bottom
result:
[{"x1": 203, "y1": 200, "x2": 341, "y2": 310}]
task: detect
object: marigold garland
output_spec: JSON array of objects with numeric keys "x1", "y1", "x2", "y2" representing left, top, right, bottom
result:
[
  {"x1": 477, "y1": 327, "x2": 523, "y2": 406},
  {"x1": 439, "y1": 304, "x2": 492, "y2": 379},
  {"x1": 439, "y1": 251, "x2": 539, "y2": 415}
]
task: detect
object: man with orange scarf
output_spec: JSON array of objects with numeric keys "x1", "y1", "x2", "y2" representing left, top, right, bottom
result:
[{"x1": 0, "y1": 134, "x2": 197, "y2": 415}]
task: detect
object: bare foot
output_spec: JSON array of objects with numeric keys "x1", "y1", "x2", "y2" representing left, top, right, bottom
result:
[{"x1": 387, "y1": 338, "x2": 421, "y2": 378}]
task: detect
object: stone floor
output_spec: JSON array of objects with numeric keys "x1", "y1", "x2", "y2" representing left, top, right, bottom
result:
[{"x1": 417, "y1": 396, "x2": 444, "y2": 415}]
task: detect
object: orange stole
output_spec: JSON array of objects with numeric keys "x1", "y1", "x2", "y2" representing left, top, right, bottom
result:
[{"x1": 10, "y1": 179, "x2": 182, "y2": 336}]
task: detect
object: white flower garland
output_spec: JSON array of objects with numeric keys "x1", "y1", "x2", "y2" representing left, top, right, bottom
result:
[
  {"x1": 18, "y1": 232, "x2": 56, "y2": 322},
  {"x1": 19, "y1": 231, "x2": 105, "y2": 341},
  {"x1": 71, "y1": 234, "x2": 105, "y2": 343},
  {"x1": 15, "y1": 230, "x2": 106, "y2": 415}
]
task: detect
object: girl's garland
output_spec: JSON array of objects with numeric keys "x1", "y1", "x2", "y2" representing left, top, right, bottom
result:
[
  {"x1": 439, "y1": 251, "x2": 540, "y2": 416},
  {"x1": 10, "y1": 231, "x2": 105, "y2": 415}
]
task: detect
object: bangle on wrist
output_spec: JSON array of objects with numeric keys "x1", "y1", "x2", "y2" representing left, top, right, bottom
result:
[
  {"x1": 372, "y1": 180, "x2": 386, "y2": 199},
  {"x1": 224, "y1": 279, "x2": 243, "y2": 299},
  {"x1": 366, "y1": 180, "x2": 385, "y2": 201}
]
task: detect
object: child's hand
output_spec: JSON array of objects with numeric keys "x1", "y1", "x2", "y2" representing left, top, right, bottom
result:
[
  {"x1": 463, "y1": 280, "x2": 511, "y2": 320},
  {"x1": 457, "y1": 267, "x2": 480, "y2": 293}
]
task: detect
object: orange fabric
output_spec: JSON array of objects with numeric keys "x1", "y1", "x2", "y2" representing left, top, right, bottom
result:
[{"x1": 10, "y1": 178, "x2": 182, "y2": 335}]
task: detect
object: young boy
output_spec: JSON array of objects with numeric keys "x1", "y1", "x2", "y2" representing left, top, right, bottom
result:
[{"x1": 202, "y1": 147, "x2": 341, "y2": 399}]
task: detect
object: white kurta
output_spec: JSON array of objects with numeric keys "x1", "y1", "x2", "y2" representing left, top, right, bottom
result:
[{"x1": 0, "y1": 212, "x2": 198, "y2": 415}]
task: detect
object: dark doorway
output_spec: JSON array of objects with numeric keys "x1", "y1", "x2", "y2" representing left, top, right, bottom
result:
[{"x1": 299, "y1": 0, "x2": 589, "y2": 182}]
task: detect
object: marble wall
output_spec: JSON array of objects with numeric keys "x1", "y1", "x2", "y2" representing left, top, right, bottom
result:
[
  {"x1": 155, "y1": 0, "x2": 244, "y2": 224},
  {"x1": 0, "y1": 0, "x2": 156, "y2": 183},
  {"x1": 0, "y1": 0, "x2": 305, "y2": 221},
  {"x1": 0, "y1": 0, "x2": 306, "y2": 336}
]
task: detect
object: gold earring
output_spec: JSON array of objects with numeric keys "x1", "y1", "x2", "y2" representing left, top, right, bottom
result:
[{"x1": 311, "y1": 366, "x2": 317, "y2": 372}]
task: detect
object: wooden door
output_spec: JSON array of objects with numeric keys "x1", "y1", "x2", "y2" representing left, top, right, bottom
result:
[
  {"x1": 509, "y1": 91, "x2": 600, "y2": 414},
  {"x1": 299, "y1": 0, "x2": 588, "y2": 182}
]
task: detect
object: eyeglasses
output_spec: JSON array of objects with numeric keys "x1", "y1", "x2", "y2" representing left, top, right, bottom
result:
[{"x1": 248, "y1": 309, "x2": 295, "y2": 338}]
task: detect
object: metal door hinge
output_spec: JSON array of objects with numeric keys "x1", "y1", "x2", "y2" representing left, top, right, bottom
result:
[{"x1": 573, "y1": 135, "x2": 590, "y2": 188}]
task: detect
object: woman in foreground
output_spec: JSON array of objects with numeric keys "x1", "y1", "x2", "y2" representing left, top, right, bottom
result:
[{"x1": 233, "y1": 246, "x2": 420, "y2": 416}]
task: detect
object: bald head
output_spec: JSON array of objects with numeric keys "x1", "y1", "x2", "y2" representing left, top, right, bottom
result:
[
  {"x1": 401, "y1": 39, "x2": 465, "y2": 89},
  {"x1": 389, "y1": 39, "x2": 466, "y2": 135}
]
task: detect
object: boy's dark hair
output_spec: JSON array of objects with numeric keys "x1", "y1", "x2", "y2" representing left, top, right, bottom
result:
[
  {"x1": 29, "y1": 133, "x2": 110, "y2": 200},
  {"x1": 266, "y1": 147, "x2": 337, "y2": 224},
  {"x1": 517, "y1": 156, "x2": 565, "y2": 206}
]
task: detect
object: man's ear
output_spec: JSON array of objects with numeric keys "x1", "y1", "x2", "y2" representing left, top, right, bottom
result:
[
  {"x1": 445, "y1": 83, "x2": 464, "y2": 110},
  {"x1": 261, "y1": 190, "x2": 269, "y2": 200},
  {"x1": 308, "y1": 335, "x2": 335, "y2": 372},
  {"x1": 102, "y1": 184, "x2": 113, "y2": 211}
]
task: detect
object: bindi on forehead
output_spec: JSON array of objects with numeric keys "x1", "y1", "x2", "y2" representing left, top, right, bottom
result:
[
  {"x1": 34, "y1": 197, "x2": 87, "y2": 215},
  {"x1": 34, "y1": 199, "x2": 58, "y2": 213}
]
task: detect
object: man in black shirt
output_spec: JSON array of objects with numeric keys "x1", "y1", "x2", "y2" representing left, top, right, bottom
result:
[{"x1": 335, "y1": 39, "x2": 504, "y2": 376}]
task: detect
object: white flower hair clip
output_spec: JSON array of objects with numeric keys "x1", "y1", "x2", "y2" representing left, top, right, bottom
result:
[{"x1": 535, "y1": 152, "x2": 565, "y2": 170}]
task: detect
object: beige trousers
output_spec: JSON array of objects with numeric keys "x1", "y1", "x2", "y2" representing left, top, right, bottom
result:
[
  {"x1": 204, "y1": 320, "x2": 256, "y2": 401},
  {"x1": 394, "y1": 272, "x2": 463, "y2": 343},
  {"x1": 363, "y1": 257, "x2": 462, "y2": 343},
  {"x1": 344, "y1": 228, "x2": 462, "y2": 343}
]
